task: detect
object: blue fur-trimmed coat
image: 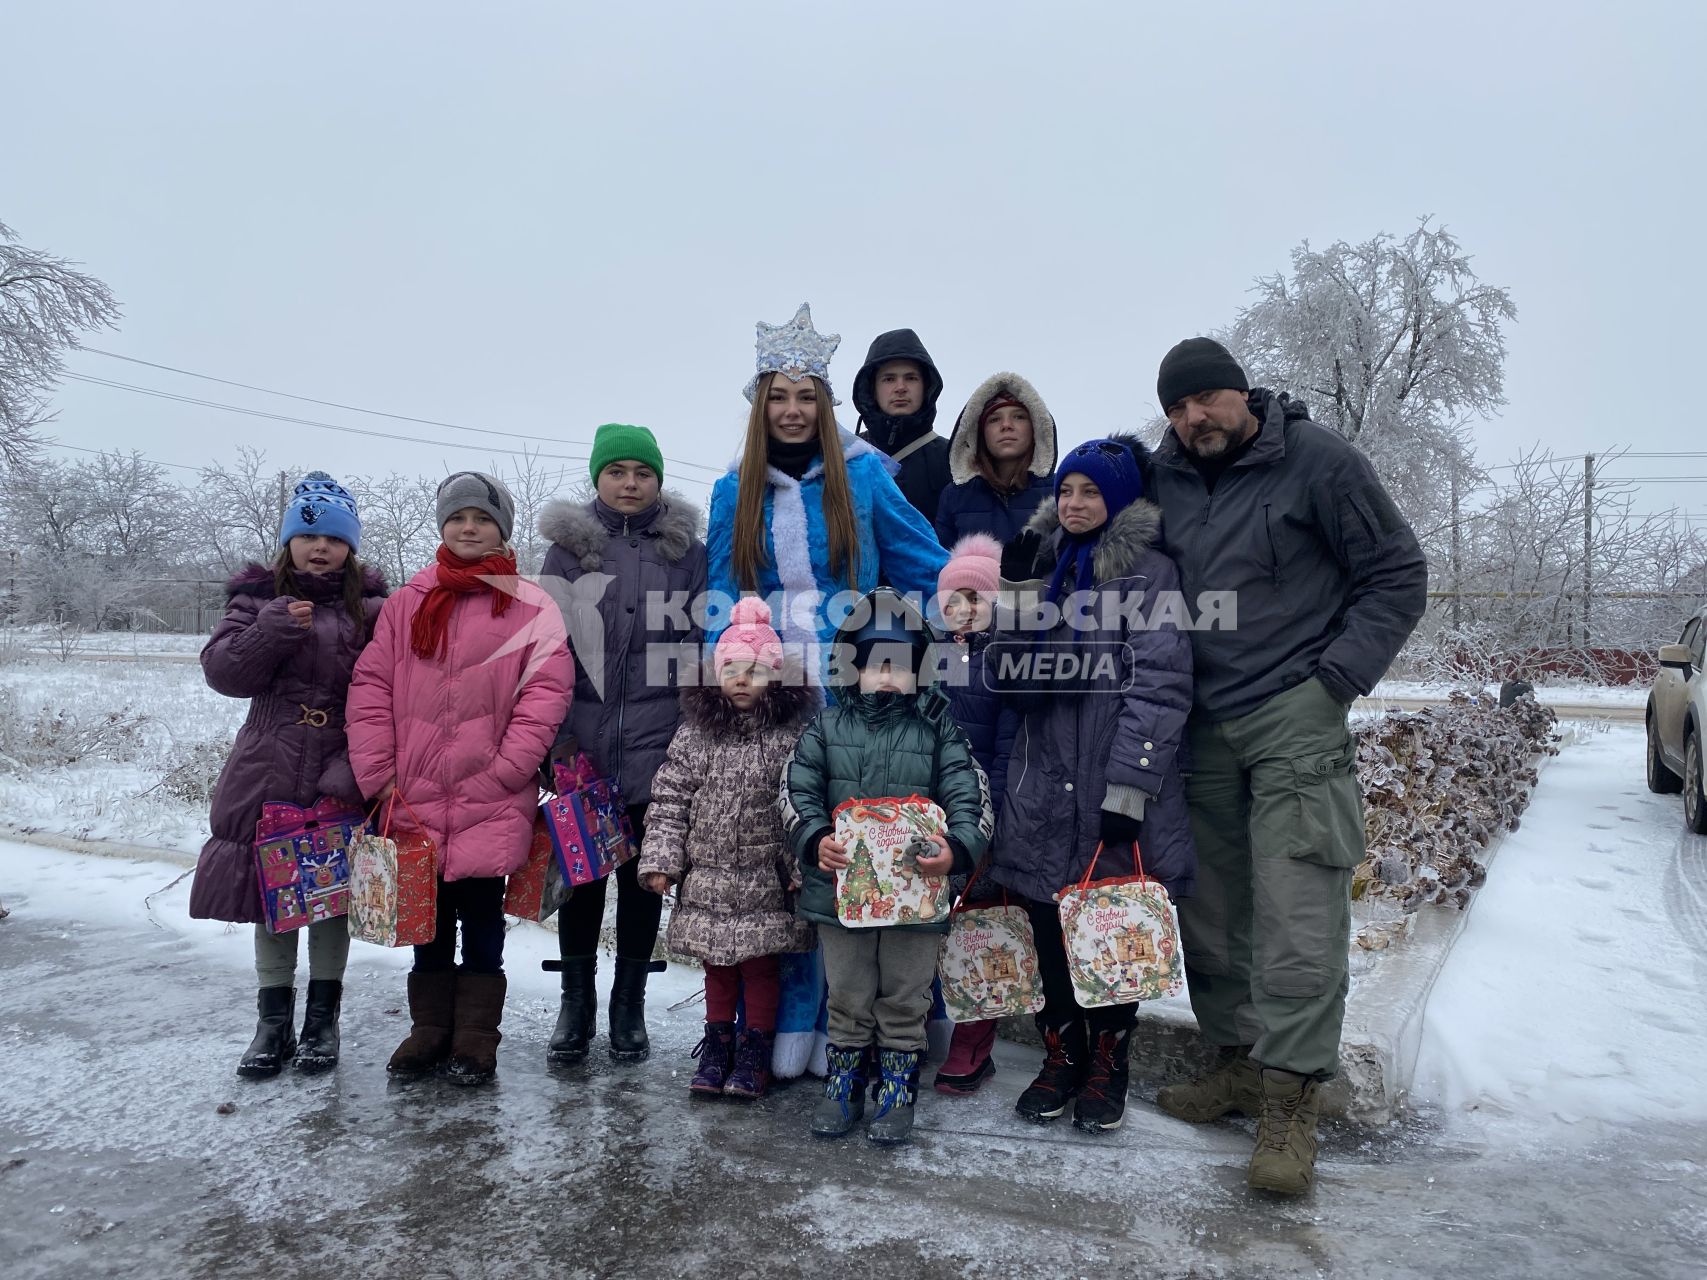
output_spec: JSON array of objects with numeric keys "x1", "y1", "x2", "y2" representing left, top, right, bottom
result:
[{"x1": 705, "y1": 429, "x2": 950, "y2": 663}]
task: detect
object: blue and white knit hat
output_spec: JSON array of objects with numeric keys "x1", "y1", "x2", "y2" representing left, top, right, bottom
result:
[
  {"x1": 279, "y1": 471, "x2": 361, "y2": 552},
  {"x1": 743, "y1": 302, "x2": 842, "y2": 405}
]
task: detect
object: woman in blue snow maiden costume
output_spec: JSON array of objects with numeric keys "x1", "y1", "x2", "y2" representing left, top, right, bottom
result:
[{"x1": 704, "y1": 303, "x2": 949, "y2": 1078}]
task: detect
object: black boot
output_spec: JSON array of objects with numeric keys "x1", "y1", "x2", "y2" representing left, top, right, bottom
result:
[
  {"x1": 608, "y1": 957, "x2": 652, "y2": 1063},
  {"x1": 237, "y1": 986, "x2": 296, "y2": 1080},
  {"x1": 1014, "y1": 1019, "x2": 1086, "y2": 1123},
  {"x1": 1073, "y1": 1028, "x2": 1131, "y2": 1133},
  {"x1": 547, "y1": 955, "x2": 597, "y2": 1065},
  {"x1": 295, "y1": 979, "x2": 343, "y2": 1075}
]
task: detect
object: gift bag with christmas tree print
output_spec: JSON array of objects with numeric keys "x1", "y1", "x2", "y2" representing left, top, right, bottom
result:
[
  {"x1": 1053, "y1": 841, "x2": 1183, "y2": 1007},
  {"x1": 831, "y1": 796, "x2": 953, "y2": 928}
]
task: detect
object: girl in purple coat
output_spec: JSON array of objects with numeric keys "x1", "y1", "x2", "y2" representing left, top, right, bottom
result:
[
  {"x1": 191, "y1": 474, "x2": 386, "y2": 1080},
  {"x1": 989, "y1": 436, "x2": 1195, "y2": 1134}
]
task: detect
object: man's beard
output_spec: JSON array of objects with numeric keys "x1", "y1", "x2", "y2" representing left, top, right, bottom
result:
[{"x1": 1186, "y1": 426, "x2": 1237, "y2": 459}]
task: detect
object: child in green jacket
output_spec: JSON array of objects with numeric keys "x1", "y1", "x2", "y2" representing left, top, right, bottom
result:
[{"x1": 782, "y1": 587, "x2": 993, "y2": 1146}]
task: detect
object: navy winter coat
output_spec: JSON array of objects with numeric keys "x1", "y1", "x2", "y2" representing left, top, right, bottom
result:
[
  {"x1": 987, "y1": 462, "x2": 1197, "y2": 905},
  {"x1": 934, "y1": 371, "x2": 1060, "y2": 548},
  {"x1": 933, "y1": 628, "x2": 1017, "y2": 819},
  {"x1": 538, "y1": 492, "x2": 707, "y2": 805}
]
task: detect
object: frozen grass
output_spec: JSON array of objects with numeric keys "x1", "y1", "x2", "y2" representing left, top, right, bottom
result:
[{"x1": 0, "y1": 652, "x2": 241, "y2": 853}]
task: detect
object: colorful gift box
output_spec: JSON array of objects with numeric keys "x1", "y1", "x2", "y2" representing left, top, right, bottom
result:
[
  {"x1": 541, "y1": 755, "x2": 636, "y2": 887},
  {"x1": 252, "y1": 799, "x2": 364, "y2": 935}
]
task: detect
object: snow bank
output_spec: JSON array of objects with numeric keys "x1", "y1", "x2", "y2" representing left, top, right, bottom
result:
[{"x1": 1413, "y1": 724, "x2": 1707, "y2": 1128}]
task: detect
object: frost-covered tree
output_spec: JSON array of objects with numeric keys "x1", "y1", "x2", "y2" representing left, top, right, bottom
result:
[
  {"x1": 0, "y1": 220, "x2": 120, "y2": 469},
  {"x1": 194, "y1": 446, "x2": 296, "y2": 571},
  {"x1": 1225, "y1": 220, "x2": 1515, "y2": 539},
  {"x1": 347, "y1": 471, "x2": 439, "y2": 587}
]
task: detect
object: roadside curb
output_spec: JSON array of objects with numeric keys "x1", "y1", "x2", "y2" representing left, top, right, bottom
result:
[{"x1": 1, "y1": 825, "x2": 198, "y2": 870}]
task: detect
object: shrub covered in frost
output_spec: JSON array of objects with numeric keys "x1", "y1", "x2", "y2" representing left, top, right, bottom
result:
[
  {"x1": 154, "y1": 738, "x2": 230, "y2": 806},
  {"x1": 1354, "y1": 692, "x2": 1560, "y2": 911},
  {"x1": 0, "y1": 686, "x2": 153, "y2": 773}
]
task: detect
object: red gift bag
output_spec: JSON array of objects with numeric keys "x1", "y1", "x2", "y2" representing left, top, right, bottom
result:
[
  {"x1": 505, "y1": 811, "x2": 570, "y2": 922},
  {"x1": 348, "y1": 791, "x2": 439, "y2": 947}
]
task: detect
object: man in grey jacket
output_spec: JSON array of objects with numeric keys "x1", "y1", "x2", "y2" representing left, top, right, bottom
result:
[{"x1": 1146, "y1": 338, "x2": 1428, "y2": 1196}]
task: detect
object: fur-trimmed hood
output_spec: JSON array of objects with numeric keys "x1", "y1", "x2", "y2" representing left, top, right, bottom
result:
[
  {"x1": 227, "y1": 562, "x2": 389, "y2": 602},
  {"x1": 947, "y1": 371, "x2": 1058, "y2": 486},
  {"x1": 536, "y1": 491, "x2": 703, "y2": 573},
  {"x1": 1008, "y1": 433, "x2": 1162, "y2": 584},
  {"x1": 678, "y1": 670, "x2": 819, "y2": 734}
]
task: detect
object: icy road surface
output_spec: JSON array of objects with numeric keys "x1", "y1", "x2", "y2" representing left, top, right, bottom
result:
[{"x1": 2, "y1": 725, "x2": 1704, "y2": 1279}]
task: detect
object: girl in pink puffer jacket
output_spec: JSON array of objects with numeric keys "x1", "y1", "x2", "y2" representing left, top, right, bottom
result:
[{"x1": 347, "y1": 471, "x2": 573, "y2": 1086}]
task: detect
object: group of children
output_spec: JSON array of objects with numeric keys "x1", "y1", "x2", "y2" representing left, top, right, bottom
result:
[{"x1": 193, "y1": 306, "x2": 1194, "y2": 1148}]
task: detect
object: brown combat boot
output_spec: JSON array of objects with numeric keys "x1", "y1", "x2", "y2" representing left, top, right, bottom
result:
[
  {"x1": 1247, "y1": 1067, "x2": 1323, "y2": 1195},
  {"x1": 1154, "y1": 1045, "x2": 1261, "y2": 1123}
]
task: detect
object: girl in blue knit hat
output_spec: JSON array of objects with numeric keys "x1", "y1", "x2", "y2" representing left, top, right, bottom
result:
[
  {"x1": 984, "y1": 436, "x2": 1198, "y2": 1135},
  {"x1": 192, "y1": 472, "x2": 388, "y2": 1080}
]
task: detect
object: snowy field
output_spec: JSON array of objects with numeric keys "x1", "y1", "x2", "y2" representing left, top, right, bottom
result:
[{"x1": 1370, "y1": 678, "x2": 1650, "y2": 709}]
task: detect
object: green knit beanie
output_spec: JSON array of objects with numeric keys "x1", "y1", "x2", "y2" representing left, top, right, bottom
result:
[{"x1": 589, "y1": 423, "x2": 665, "y2": 486}]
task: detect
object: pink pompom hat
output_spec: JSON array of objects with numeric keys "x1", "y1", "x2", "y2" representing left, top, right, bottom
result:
[
  {"x1": 936, "y1": 533, "x2": 1004, "y2": 605},
  {"x1": 715, "y1": 596, "x2": 785, "y2": 676}
]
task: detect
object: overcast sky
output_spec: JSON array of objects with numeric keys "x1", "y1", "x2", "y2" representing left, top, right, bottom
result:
[{"x1": 8, "y1": 0, "x2": 1705, "y2": 518}]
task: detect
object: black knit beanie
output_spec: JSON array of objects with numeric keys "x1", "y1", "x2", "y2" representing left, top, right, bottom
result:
[{"x1": 1156, "y1": 338, "x2": 1249, "y2": 411}]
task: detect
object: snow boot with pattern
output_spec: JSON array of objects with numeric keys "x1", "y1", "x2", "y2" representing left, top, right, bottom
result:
[
  {"x1": 867, "y1": 1049, "x2": 923, "y2": 1146},
  {"x1": 811, "y1": 1043, "x2": 870, "y2": 1138}
]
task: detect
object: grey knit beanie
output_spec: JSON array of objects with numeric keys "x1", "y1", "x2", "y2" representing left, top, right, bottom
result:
[{"x1": 436, "y1": 471, "x2": 516, "y2": 542}]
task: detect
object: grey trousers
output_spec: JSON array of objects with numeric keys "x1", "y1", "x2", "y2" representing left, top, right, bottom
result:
[
  {"x1": 254, "y1": 919, "x2": 351, "y2": 988},
  {"x1": 818, "y1": 926, "x2": 940, "y2": 1053}
]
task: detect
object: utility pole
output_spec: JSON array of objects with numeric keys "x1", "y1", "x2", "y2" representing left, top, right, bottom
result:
[
  {"x1": 1582, "y1": 453, "x2": 1594, "y2": 649},
  {"x1": 1449, "y1": 466, "x2": 1463, "y2": 631}
]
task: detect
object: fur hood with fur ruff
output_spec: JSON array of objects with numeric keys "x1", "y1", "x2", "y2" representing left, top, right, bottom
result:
[{"x1": 537, "y1": 491, "x2": 703, "y2": 573}]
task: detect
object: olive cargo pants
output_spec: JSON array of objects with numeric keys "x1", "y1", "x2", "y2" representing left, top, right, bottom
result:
[{"x1": 1179, "y1": 677, "x2": 1364, "y2": 1078}]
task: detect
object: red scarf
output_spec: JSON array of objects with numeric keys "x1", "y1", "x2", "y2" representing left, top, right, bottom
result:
[{"x1": 410, "y1": 544, "x2": 517, "y2": 660}]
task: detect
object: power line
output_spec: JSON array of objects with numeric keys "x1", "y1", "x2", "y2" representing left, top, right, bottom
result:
[
  {"x1": 76, "y1": 347, "x2": 726, "y2": 475},
  {"x1": 60, "y1": 373, "x2": 716, "y2": 489},
  {"x1": 46, "y1": 440, "x2": 202, "y2": 472}
]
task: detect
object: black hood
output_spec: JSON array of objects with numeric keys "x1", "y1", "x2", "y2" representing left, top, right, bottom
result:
[{"x1": 852, "y1": 329, "x2": 944, "y2": 451}]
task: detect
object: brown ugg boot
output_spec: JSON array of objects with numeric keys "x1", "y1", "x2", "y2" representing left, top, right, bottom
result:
[
  {"x1": 445, "y1": 972, "x2": 507, "y2": 1087},
  {"x1": 387, "y1": 970, "x2": 456, "y2": 1076}
]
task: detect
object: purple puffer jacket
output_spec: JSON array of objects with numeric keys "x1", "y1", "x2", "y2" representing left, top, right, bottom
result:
[
  {"x1": 189, "y1": 564, "x2": 389, "y2": 923},
  {"x1": 987, "y1": 490, "x2": 1197, "y2": 904}
]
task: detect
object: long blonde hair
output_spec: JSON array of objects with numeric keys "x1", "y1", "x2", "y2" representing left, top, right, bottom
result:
[{"x1": 732, "y1": 372, "x2": 861, "y2": 592}]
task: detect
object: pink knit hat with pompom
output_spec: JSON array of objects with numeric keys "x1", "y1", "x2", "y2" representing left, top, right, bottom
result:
[
  {"x1": 936, "y1": 533, "x2": 1004, "y2": 604},
  {"x1": 715, "y1": 596, "x2": 785, "y2": 676}
]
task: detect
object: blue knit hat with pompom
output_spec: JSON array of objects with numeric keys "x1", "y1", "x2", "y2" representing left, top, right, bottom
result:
[{"x1": 279, "y1": 471, "x2": 361, "y2": 552}]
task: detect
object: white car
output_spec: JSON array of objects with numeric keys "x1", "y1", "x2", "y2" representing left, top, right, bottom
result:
[{"x1": 1646, "y1": 606, "x2": 1707, "y2": 833}]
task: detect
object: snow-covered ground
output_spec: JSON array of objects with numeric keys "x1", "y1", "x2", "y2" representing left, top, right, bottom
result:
[
  {"x1": 0, "y1": 653, "x2": 241, "y2": 852},
  {"x1": 1414, "y1": 721, "x2": 1707, "y2": 1132}
]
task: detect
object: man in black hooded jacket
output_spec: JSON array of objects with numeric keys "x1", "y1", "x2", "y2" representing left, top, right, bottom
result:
[{"x1": 852, "y1": 329, "x2": 953, "y2": 527}]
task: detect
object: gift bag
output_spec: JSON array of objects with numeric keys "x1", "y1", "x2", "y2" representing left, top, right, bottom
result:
[
  {"x1": 831, "y1": 796, "x2": 953, "y2": 928},
  {"x1": 252, "y1": 798, "x2": 365, "y2": 934},
  {"x1": 1053, "y1": 841, "x2": 1183, "y2": 1008},
  {"x1": 937, "y1": 865, "x2": 1045, "y2": 1022},
  {"x1": 348, "y1": 791, "x2": 439, "y2": 947},
  {"x1": 542, "y1": 755, "x2": 637, "y2": 886},
  {"x1": 505, "y1": 810, "x2": 570, "y2": 922}
]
